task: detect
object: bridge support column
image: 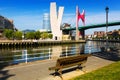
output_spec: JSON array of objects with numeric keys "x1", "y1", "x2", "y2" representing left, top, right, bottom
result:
[{"x1": 79, "y1": 30, "x2": 85, "y2": 40}]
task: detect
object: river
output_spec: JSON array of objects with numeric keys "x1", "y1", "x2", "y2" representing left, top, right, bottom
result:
[{"x1": 0, "y1": 41, "x2": 120, "y2": 65}]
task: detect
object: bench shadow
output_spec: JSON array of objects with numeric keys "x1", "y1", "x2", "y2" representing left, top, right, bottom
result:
[
  {"x1": 50, "y1": 66, "x2": 83, "y2": 76},
  {"x1": 0, "y1": 64, "x2": 15, "y2": 80},
  {"x1": 92, "y1": 50, "x2": 120, "y2": 61}
]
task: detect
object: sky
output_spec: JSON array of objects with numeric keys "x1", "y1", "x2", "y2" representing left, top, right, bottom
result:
[{"x1": 0, "y1": 0, "x2": 120, "y2": 35}]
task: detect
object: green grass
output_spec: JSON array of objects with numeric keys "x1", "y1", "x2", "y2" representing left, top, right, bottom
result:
[{"x1": 70, "y1": 61, "x2": 120, "y2": 80}]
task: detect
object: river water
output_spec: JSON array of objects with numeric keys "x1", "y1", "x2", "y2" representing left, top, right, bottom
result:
[{"x1": 0, "y1": 41, "x2": 120, "y2": 65}]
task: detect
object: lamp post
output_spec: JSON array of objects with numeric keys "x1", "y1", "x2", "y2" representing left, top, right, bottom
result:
[{"x1": 105, "y1": 6, "x2": 109, "y2": 50}]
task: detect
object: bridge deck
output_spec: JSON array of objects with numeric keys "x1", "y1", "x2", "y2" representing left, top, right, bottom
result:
[{"x1": 62, "y1": 21, "x2": 120, "y2": 31}]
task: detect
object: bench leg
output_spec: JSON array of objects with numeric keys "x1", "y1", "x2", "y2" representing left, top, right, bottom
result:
[
  {"x1": 53, "y1": 69, "x2": 58, "y2": 76},
  {"x1": 77, "y1": 64, "x2": 86, "y2": 73},
  {"x1": 54, "y1": 69, "x2": 63, "y2": 79},
  {"x1": 58, "y1": 69, "x2": 63, "y2": 80},
  {"x1": 77, "y1": 64, "x2": 82, "y2": 69}
]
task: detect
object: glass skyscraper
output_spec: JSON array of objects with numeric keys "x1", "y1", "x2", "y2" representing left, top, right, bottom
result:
[{"x1": 43, "y1": 13, "x2": 51, "y2": 31}]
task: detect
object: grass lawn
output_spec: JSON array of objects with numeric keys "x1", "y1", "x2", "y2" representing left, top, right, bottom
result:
[{"x1": 70, "y1": 61, "x2": 120, "y2": 80}]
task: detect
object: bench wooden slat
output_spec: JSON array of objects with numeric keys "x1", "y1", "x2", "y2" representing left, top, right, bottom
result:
[{"x1": 49, "y1": 54, "x2": 91, "y2": 76}]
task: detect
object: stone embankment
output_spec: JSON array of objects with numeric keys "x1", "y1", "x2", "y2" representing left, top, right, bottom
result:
[{"x1": 0, "y1": 40, "x2": 86, "y2": 48}]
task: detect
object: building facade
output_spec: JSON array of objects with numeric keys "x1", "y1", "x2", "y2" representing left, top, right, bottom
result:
[
  {"x1": 43, "y1": 13, "x2": 51, "y2": 31},
  {"x1": 94, "y1": 31, "x2": 105, "y2": 38}
]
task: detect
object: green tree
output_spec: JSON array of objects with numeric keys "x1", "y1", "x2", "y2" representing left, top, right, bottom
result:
[
  {"x1": 48, "y1": 33, "x2": 53, "y2": 39},
  {"x1": 3, "y1": 29, "x2": 14, "y2": 39},
  {"x1": 14, "y1": 31, "x2": 22, "y2": 40},
  {"x1": 108, "y1": 35, "x2": 112, "y2": 40},
  {"x1": 112, "y1": 31, "x2": 119, "y2": 40},
  {"x1": 102, "y1": 36, "x2": 106, "y2": 40},
  {"x1": 41, "y1": 32, "x2": 48, "y2": 39},
  {"x1": 118, "y1": 35, "x2": 120, "y2": 40},
  {"x1": 25, "y1": 32, "x2": 35, "y2": 39},
  {"x1": 95, "y1": 36, "x2": 99, "y2": 40},
  {"x1": 34, "y1": 31, "x2": 41, "y2": 40}
]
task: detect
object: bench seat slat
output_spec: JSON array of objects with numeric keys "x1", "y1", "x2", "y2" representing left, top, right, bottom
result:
[{"x1": 49, "y1": 54, "x2": 91, "y2": 76}]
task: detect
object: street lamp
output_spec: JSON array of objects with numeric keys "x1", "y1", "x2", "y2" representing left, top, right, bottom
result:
[{"x1": 105, "y1": 6, "x2": 109, "y2": 50}]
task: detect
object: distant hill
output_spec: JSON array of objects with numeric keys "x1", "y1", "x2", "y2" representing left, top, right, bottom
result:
[
  {"x1": 22, "y1": 29, "x2": 36, "y2": 33},
  {"x1": 0, "y1": 15, "x2": 15, "y2": 31}
]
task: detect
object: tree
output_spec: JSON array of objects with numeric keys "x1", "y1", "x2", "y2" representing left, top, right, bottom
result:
[
  {"x1": 25, "y1": 32, "x2": 35, "y2": 39},
  {"x1": 112, "y1": 31, "x2": 119, "y2": 40},
  {"x1": 95, "y1": 36, "x2": 99, "y2": 40},
  {"x1": 118, "y1": 34, "x2": 120, "y2": 40},
  {"x1": 48, "y1": 33, "x2": 53, "y2": 39},
  {"x1": 108, "y1": 35, "x2": 113, "y2": 40},
  {"x1": 102, "y1": 35, "x2": 106, "y2": 40},
  {"x1": 3, "y1": 29, "x2": 14, "y2": 39},
  {"x1": 41, "y1": 32, "x2": 48, "y2": 39},
  {"x1": 14, "y1": 31, "x2": 22, "y2": 40},
  {"x1": 34, "y1": 31, "x2": 41, "y2": 40}
]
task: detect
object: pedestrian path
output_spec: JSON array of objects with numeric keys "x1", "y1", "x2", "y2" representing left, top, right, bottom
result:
[
  {"x1": 38, "y1": 56, "x2": 114, "y2": 80},
  {"x1": 0, "y1": 55, "x2": 114, "y2": 80}
]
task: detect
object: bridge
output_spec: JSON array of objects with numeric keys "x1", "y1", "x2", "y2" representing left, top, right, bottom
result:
[
  {"x1": 62, "y1": 21, "x2": 120, "y2": 40},
  {"x1": 62, "y1": 21, "x2": 120, "y2": 31}
]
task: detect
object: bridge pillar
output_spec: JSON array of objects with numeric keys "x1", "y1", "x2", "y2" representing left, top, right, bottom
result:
[{"x1": 79, "y1": 30, "x2": 85, "y2": 40}]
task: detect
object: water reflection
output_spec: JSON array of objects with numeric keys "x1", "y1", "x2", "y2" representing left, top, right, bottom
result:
[
  {"x1": 52, "y1": 46, "x2": 62, "y2": 59},
  {"x1": 0, "y1": 41, "x2": 120, "y2": 65}
]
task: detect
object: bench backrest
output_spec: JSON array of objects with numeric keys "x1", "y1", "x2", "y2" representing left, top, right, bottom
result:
[{"x1": 56, "y1": 54, "x2": 91, "y2": 68}]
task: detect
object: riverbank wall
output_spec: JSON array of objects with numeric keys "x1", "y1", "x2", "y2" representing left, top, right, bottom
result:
[
  {"x1": 0, "y1": 40, "x2": 86, "y2": 48},
  {"x1": 88, "y1": 39, "x2": 120, "y2": 43}
]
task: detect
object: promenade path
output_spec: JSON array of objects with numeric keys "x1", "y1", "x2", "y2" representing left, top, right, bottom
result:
[{"x1": 0, "y1": 55, "x2": 115, "y2": 80}]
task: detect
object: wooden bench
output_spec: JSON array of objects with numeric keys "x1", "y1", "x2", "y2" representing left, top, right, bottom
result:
[{"x1": 49, "y1": 54, "x2": 91, "y2": 77}]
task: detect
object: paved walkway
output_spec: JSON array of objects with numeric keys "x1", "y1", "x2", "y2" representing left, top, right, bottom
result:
[{"x1": 0, "y1": 54, "x2": 115, "y2": 80}]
